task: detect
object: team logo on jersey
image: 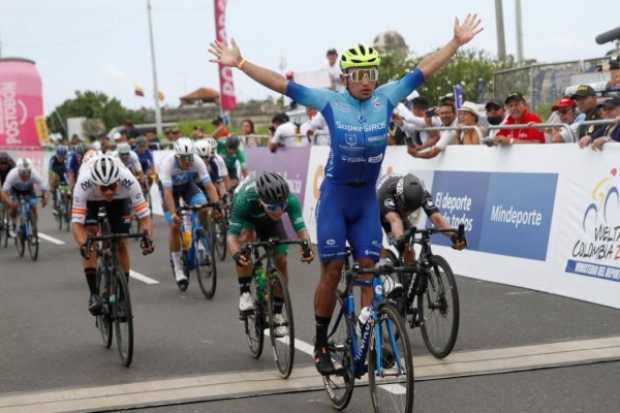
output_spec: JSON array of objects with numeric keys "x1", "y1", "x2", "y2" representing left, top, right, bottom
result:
[
  {"x1": 80, "y1": 180, "x2": 93, "y2": 192},
  {"x1": 326, "y1": 239, "x2": 336, "y2": 246},
  {"x1": 372, "y1": 97, "x2": 382, "y2": 110},
  {"x1": 368, "y1": 153, "x2": 383, "y2": 163},
  {"x1": 345, "y1": 133, "x2": 358, "y2": 147},
  {"x1": 121, "y1": 178, "x2": 133, "y2": 189}
]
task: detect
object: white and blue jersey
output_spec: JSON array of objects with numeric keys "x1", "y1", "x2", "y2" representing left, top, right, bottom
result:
[
  {"x1": 286, "y1": 69, "x2": 424, "y2": 186},
  {"x1": 285, "y1": 68, "x2": 425, "y2": 261}
]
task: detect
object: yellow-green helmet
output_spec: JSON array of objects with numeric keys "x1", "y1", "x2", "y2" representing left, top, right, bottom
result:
[{"x1": 340, "y1": 44, "x2": 381, "y2": 70}]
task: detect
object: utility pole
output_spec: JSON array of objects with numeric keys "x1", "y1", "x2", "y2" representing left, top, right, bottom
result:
[
  {"x1": 494, "y1": 0, "x2": 506, "y2": 60},
  {"x1": 515, "y1": 0, "x2": 524, "y2": 63},
  {"x1": 146, "y1": 0, "x2": 163, "y2": 137}
]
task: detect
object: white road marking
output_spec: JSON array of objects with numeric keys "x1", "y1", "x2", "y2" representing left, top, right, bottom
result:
[
  {"x1": 506, "y1": 291, "x2": 534, "y2": 296},
  {"x1": 129, "y1": 270, "x2": 160, "y2": 285},
  {"x1": 38, "y1": 232, "x2": 65, "y2": 246},
  {"x1": 265, "y1": 330, "x2": 315, "y2": 356},
  {"x1": 4, "y1": 335, "x2": 620, "y2": 412}
]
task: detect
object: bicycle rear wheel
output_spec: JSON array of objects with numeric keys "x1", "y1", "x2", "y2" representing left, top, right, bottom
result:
[
  {"x1": 368, "y1": 302, "x2": 414, "y2": 413},
  {"x1": 0, "y1": 207, "x2": 8, "y2": 248},
  {"x1": 418, "y1": 255, "x2": 460, "y2": 359},
  {"x1": 243, "y1": 283, "x2": 264, "y2": 359},
  {"x1": 112, "y1": 268, "x2": 134, "y2": 367},
  {"x1": 322, "y1": 294, "x2": 355, "y2": 410},
  {"x1": 267, "y1": 270, "x2": 295, "y2": 379},
  {"x1": 27, "y1": 217, "x2": 38, "y2": 261},
  {"x1": 95, "y1": 266, "x2": 113, "y2": 348},
  {"x1": 63, "y1": 193, "x2": 71, "y2": 232},
  {"x1": 196, "y1": 231, "x2": 217, "y2": 299}
]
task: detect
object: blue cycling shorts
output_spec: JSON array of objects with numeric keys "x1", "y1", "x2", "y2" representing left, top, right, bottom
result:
[
  {"x1": 315, "y1": 181, "x2": 382, "y2": 262},
  {"x1": 163, "y1": 182, "x2": 207, "y2": 224}
]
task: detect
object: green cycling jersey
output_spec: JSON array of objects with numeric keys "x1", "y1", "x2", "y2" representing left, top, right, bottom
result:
[
  {"x1": 228, "y1": 176, "x2": 305, "y2": 236},
  {"x1": 217, "y1": 140, "x2": 246, "y2": 177}
]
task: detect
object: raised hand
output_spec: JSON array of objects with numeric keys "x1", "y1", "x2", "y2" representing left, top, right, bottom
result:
[
  {"x1": 453, "y1": 14, "x2": 483, "y2": 46},
  {"x1": 208, "y1": 39, "x2": 242, "y2": 67}
]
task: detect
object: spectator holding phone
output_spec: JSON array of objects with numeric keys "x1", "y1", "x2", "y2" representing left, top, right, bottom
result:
[{"x1": 409, "y1": 102, "x2": 458, "y2": 158}]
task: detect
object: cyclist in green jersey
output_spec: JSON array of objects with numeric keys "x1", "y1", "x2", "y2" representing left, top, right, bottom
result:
[
  {"x1": 228, "y1": 172, "x2": 314, "y2": 314},
  {"x1": 217, "y1": 136, "x2": 248, "y2": 190}
]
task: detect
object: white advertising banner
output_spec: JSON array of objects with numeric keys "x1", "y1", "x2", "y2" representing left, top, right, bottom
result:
[{"x1": 303, "y1": 144, "x2": 620, "y2": 309}]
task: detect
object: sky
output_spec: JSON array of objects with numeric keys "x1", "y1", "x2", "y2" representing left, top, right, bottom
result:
[{"x1": 2, "y1": 0, "x2": 619, "y2": 115}]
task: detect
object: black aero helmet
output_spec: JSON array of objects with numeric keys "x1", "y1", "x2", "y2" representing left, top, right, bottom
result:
[
  {"x1": 396, "y1": 174, "x2": 425, "y2": 211},
  {"x1": 256, "y1": 172, "x2": 289, "y2": 204},
  {"x1": 225, "y1": 135, "x2": 240, "y2": 150}
]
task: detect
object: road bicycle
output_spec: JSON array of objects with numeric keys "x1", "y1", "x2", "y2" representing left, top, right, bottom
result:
[
  {"x1": 384, "y1": 224, "x2": 465, "y2": 359},
  {"x1": 53, "y1": 183, "x2": 71, "y2": 232},
  {"x1": 14, "y1": 195, "x2": 40, "y2": 261},
  {"x1": 86, "y1": 206, "x2": 152, "y2": 367},
  {"x1": 239, "y1": 238, "x2": 311, "y2": 379},
  {"x1": 323, "y1": 259, "x2": 415, "y2": 413}
]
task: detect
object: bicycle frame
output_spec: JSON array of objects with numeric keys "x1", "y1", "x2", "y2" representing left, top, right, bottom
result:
[
  {"x1": 335, "y1": 267, "x2": 405, "y2": 378},
  {"x1": 16, "y1": 196, "x2": 34, "y2": 239}
]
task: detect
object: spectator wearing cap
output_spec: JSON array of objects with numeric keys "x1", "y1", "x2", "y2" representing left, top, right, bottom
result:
[
  {"x1": 326, "y1": 49, "x2": 343, "y2": 91},
  {"x1": 607, "y1": 59, "x2": 620, "y2": 91},
  {"x1": 571, "y1": 85, "x2": 603, "y2": 139},
  {"x1": 212, "y1": 116, "x2": 230, "y2": 140},
  {"x1": 494, "y1": 92, "x2": 545, "y2": 145},
  {"x1": 484, "y1": 100, "x2": 505, "y2": 140},
  {"x1": 409, "y1": 102, "x2": 458, "y2": 159},
  {"x1": 393, "y1": 97, "x2": 441, "y2": 148},
  {"x1": 457, "y1": 101, "x2": 483, "y2": 145},
  {"x1": 550, "y1": 97, "x2": 582, "y2": 143},
  {"x1": 269, "y1": 112, "x2": 306, "y2": 153},
  {"x1": 580, "y1": 97, "x2": 620, "y2": 151}
]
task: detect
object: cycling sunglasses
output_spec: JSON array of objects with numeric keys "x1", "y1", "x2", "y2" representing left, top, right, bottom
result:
[
  {"x1": 99, "y1": 182, "x2": 118, "y2": 193},
  {"x1": 345, "y1": 68, "x2": 379, "y2": 83},
  {"x1": 177, "y1": 154, "x2": 193, "y2": 162},
  {"x1": 261, "y1": 200, "x2": 287, "y2": 213}
]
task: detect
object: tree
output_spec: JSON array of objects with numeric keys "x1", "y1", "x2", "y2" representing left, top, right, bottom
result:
[
  {"x1": 378, "y1": 48, "x2": 512, "y2": 105},
  {"x1": 46, "y1": 91, "x2": 145, "y2": 137}
]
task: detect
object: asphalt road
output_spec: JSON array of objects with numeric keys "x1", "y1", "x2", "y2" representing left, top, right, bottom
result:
[{"x1": 1, "y1": 208, "x2": 619, "y2": 412}]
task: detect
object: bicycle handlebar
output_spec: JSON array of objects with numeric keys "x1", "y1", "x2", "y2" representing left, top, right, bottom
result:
[
  {"x1": 86, "y1": 232, "x2": 147, "y2": 245},
  {"x1": 178, "y1": 202, "x2": 221, "y2": 212},
  {"x1": 346, "y1": 262, "x2": 415, "y2": 277},
  {"x1": 242, "y1": 238, "x2": 312, "y2": 258},
  {"x1": 393, "y1": 223, "x2": 466, "y2": 248}
]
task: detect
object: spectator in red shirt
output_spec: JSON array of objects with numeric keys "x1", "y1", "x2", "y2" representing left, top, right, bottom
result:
[{"x1": 494, "y1": 92, "x2": 545, "y2": 145}]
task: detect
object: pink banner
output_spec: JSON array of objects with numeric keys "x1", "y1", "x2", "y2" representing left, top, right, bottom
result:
[
  {"x1": 214, "y1": 0, "x2": 236, "y2": 111},
  {"x1": 0, "y1": 58, "x2": 44, "y2": 150}
]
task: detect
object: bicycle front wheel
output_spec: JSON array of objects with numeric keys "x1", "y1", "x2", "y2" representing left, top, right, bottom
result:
[
  {"x1": 112, "y1": 268, "x2": 134, "y2": 367},
  {"x1": 323, "y1": 294, "x2": 355, "y2": 410},
  {"x1": 15, "y1": 224, "x2": 25, "y2": 257},
  {"x1": 215, "y1": 219, "x2": 227, "y2": 261},
  {"x1": 95, "y1": 266, "x2": 113, "y2": 349},
  {"x1": 267, "y1": 270, "x2": 295, "y2": 379},
  {"x1": 368, "y1": 302, "x2": 414, "y2": 413},
  {"x1": 195, "y1": 233, "x2": 217, "y2": 299},
  {"x1": 418, "y1": 255, "x2": 460, "y2": 359},
  {"x1": 243, "y1": 284, "x2": 264, "y2": 359},
  {"x1": 27, "y1": 217, "x2": 38, "y2": 261}
]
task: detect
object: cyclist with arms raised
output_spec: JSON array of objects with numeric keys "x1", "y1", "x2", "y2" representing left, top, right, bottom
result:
[
  {"x1": 228, "y1": 172, "x2": 314, "y2": 333},
  {"x1": 72, "y1": 155, "x2": 154, "y2": 315},
  {"x1": 209, "y1": 14, "x2": 482, "y2": 374}
]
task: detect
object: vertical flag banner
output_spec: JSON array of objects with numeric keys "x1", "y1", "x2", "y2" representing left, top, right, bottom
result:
[
  {"x1": 0, "y1": 58, "x2": 44, "y2": 149},
  {"x1": 453, "y1": 84, "x2": 464, "y2": 109},
  {"x1": 214, "y1": 0, "x2": 236, "y2": 111}
]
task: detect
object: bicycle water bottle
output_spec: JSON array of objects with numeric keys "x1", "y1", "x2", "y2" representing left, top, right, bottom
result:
[
  {"x1": 255, "y1": 265, "x2": 266, "y2": 302},
  {"x1": 358, "y1": 305, "x2": 372, "y2": 326},
  {"x1": 182, "y1": 213, "x2": 192, "y2": 250}
]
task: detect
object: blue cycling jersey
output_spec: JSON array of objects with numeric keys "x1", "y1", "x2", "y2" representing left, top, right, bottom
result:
[
  {"x1": 137, "y1": 149, "x2": 154, "y2": 172},
  {"x1": 48, "y1": 155, "x2": 68, "y2": 181},
  {"x1": 285, "y1": 68, "x2": 424, "y2": 186}
]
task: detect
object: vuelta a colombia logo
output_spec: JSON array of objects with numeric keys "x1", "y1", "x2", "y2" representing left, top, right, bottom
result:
[
  {"x1": 566, "y1": 168, "x2": 620, "y2": 281},
  {"x1": 0, "y1": 81, "x2": 28, "y2": 145}
]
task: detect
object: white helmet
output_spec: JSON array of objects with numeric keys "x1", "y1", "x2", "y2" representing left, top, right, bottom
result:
[
  {"x1": 194, "y1": 139, "x2": 214, "y2": 157},
  {"x1": 90, "y1": 155, "x2": 121, "y2": 186},
  {"x1": 116, "y1": 142, "x2": 131, "y2": 155},
  {"x1": 174, "y1": 137, "x2": 194, "y2": 157},
  {"x1": 205, "y1": 138, "x2": 218, "y2": 155},
  {"x1": 16, "y1": 158, "x2": 32, "y2": 176}
]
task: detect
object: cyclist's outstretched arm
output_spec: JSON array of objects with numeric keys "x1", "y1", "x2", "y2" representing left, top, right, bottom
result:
[
  {"x1": 209, "y1": 39, "x2": 287, "y2": 94},
  {"x1": 417, "y1": 14, "x2": 483, "y2": 79}
]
